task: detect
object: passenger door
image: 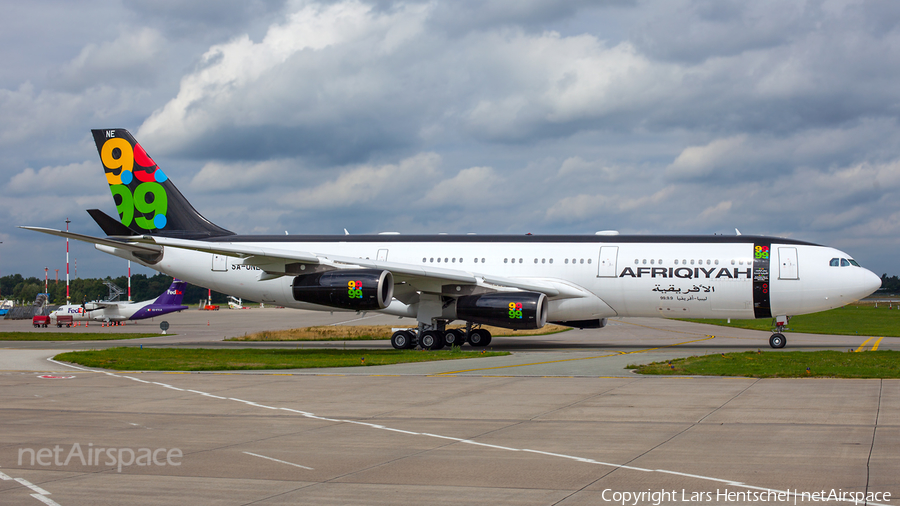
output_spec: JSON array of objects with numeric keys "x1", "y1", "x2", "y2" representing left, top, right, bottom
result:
[
  {"x1": 778, "y1": 247, "x2": 798, "y2": 280},
  {"x1": 597, "y1": 246, "x2": 618, "y2": 277}
]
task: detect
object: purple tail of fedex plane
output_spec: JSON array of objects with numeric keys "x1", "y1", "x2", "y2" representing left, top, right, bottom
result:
[
  {"x1": 153, "y1": 279, "x2": 187, "y2": 306},
  {"x1": 129, "y1": 279, "x2": 189, "y2": 320}
]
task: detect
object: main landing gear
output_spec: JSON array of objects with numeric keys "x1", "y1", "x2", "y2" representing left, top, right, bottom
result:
[
  {"x1": 768, "y1": 315, "x2": 790, "y2": 349},
  {"x1": 390, "y1": 324, "x2": 492, "y2": 350}
]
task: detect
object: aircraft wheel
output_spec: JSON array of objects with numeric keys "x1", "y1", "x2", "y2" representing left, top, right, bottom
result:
[
  {"x1": 444, "y1": 329, "x2": 465, "y2": 347},
  {"x1": 769, "y1": 333, "x2": 786, "y2": 349},
  {"x1": 391, "y1": 330, "x2": 413, "y2": 350},
  {"x1": 468, "y1": 329, "x2": 492, "y2": 347},
  {"x1": 420, "y1": 331, "x2": 442, "y2": 350}
]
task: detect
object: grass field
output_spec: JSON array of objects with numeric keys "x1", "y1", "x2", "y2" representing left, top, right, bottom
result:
[
  {"x1": 630, "y1": 350, "x2": 900, "y2": 378},
  {"x1": 54, "y1": 347, "x2": 509, "y2": 371},
  {"x1": 227, "y1": 324, "x2": 570, "y2": 341},
  {"x1": 680, "y1": 305, "x2": 900, "y2": 337},
  {"x1": 0, "y1": 332, "x2": 160, "y2": 341}
]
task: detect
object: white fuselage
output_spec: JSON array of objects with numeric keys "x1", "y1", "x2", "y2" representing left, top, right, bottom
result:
[
  {"x1": 51, "y1": 301, "x2": 149, "y2": 322},
  {"x1": 96, "y1": 236, "x2": 881, "y2": 323}
]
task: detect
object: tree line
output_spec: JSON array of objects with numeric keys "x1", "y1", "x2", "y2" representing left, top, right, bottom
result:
[
  {"x1": 0, "y1": 273, "x2": 236, "y2": 306},
  {"x1": 880, "y1": 274, "x2": 900, "y2": 294}
]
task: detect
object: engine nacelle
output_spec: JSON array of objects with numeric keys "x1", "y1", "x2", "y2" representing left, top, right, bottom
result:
[
  {"x1": 292, "y1": 269, "x2": 394, "y2": 310},
  {"x1": 456, "y1": 292, "x2": 547, "y2": 330}
]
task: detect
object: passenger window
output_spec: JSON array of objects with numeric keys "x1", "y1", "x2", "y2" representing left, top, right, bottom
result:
[
  {"x1": 829, "y1": 258, "x2": 839, "y2": 267},
  {"x1": 840, "y1": 258, "x2": 850, "y2": 267}
]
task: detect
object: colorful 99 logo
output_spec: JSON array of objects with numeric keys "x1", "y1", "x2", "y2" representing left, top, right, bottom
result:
[
  {"x1": 348, "y1": 281, "x2": 363, "y2": 299},
  {"x1": 101, "y1": 136, "x2": 169, "y2": 231},
  {"x1": 508, "y1": 302, "x2": 523, "y2": 319}
]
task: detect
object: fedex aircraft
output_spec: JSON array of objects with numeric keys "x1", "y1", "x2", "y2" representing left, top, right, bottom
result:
[
  {"x1": 25, "y1": 129, "x2": 881, "y2": 349},
  {"x1": 49, "y1": 279, "x2": 188, "y2": 324}
]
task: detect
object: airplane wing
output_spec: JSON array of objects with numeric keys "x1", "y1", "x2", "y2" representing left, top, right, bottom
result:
[
  {"x1": 21, "y1": 227, "x2": 163, "y2": 256},
  {"x1": 20, "y1": 228, "x2": 587, "y2": 299}
]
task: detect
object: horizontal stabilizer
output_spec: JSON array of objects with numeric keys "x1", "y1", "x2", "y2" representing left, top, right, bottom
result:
[{"x1": 87, "y1": 209, "x2": 140, "y2": 236}]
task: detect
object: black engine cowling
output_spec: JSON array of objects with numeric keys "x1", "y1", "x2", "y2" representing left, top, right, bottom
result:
[
  {"x1": 292, "y1": 269, "x2": 394, "y2": 310},
  {"x1": 456, "y1": 292, "x2": 547, "y2": 330}
]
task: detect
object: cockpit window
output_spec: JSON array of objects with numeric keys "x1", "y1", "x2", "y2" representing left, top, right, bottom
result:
[
  {"x1": 848, "y1": 259, "x2": 860, "y2": 267},
  {"x1": 829, "y1": 258, "x2": 839, "y2": 267},
  {"x1": 840, "y1": 258, "x2": 850, "y2": 267}
]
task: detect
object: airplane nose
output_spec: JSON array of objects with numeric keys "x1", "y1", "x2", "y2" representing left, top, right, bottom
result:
[{"x1": 862, "y1": 268, "x2": 882, "y2": 296}]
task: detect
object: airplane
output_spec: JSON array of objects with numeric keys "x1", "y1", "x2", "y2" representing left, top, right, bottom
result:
[
  {"x1": 49, "y1": 278, "x2": 188, "y2": 324},
  {"x1": 24, "y1": 128, "x2": 881, "y2": 349}
]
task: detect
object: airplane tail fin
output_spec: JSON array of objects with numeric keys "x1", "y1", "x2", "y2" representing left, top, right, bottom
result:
[
  {"x1": 154, "y1": 279, "x2": 187, "y2": 306},
  {"x1": 91, "y1": 129, "x2": 234, "y2": 238}
]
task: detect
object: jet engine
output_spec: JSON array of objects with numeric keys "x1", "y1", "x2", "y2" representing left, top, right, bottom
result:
[
  {"x1": 292, "y1": 269, "x2": 394, "y2": 310},
  {"x1": 456, "y1": 292, "x2": 547, "y2": 330}
]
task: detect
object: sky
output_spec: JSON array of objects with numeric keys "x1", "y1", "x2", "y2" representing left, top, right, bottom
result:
[{"x1": 2, "y1": 0, "x2": 899, "y2": 281}]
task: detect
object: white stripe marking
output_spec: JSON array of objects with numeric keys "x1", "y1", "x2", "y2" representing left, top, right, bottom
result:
[
  {"x1": 15, "y1": 478, "x2": 50, "y2": 495},
  {"x1": 656, "y1": 469, "x2": 743, "y2": 484},
  {"x1": 381, "y1": 427, "x2": 419, "y2": 435},
  {"x1": 30, "y1": 494, "x2": 61, "y2": 506},
  {"x1": 422, "y1": 433, "x2": 464, "y2": 442},
  {"x1": 328, "y1": 314, "x2": 379, "y2": 326},
  {"x1": 460, "y1": 440, "x2": 520, "y2": 451},
  {"x1": 125, "y1": 377, "x2": 150, "y2": 384},
  {"x1": 0, "y1": 471, "x2": 11, "y2": 480},
  {"x1": 152, "y1": 382, "x2": 184, "y2": 391},
  {"x1": 279, "y1": 408, "x2": 312, "y2": 415},
  {"x1": 47, "y1": 358, "x2": 91, "y2": 371},
  {"x1": 243, "y1": 452, "x2": 313, "y2": 470}
]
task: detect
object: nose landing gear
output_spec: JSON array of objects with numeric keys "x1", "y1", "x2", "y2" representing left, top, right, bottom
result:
[{"x1": 769, "y1": 315, "x2": 790, "y2": 349}]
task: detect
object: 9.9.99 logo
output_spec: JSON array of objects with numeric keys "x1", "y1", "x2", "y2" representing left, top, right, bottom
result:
[
  {"x1": 101, "y1": 136, "x2": 169, "y2": 231},
  {"x1": 348, "y1": 281, "x2": 363, "y2": 299}
]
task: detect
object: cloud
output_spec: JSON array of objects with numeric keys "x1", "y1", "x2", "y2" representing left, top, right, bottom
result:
[
  {"x1": 8, "y1": 161, "x2": 99, "y2": 193},
  {"x1": 54, "y1": 28, "x2": 167, "y2": 91},
  {"x1": 277, "y1": 152, "x2": 441, "y2": 209},
  {"x1": 189, "y1": 159, "x2": 298, "y2": 192},
  {"x1": 666, "y1": 135, "x2": 747, "y2": 180},
  {"x1": 418, "y1": 166, "x2": 501, "y2": 207}
]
